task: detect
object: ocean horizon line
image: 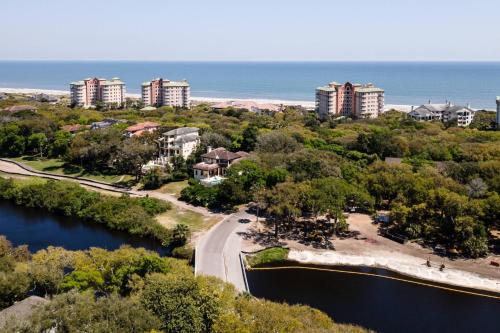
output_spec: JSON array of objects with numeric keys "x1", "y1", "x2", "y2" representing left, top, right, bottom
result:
[{"x1": 1, "y1": 59, "x2": 500, "y2": 64}]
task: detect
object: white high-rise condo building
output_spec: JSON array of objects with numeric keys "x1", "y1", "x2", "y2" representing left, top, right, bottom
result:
[
  {"x1": 315, "y1": 82, "x2": 384, "y2": 119},
  {"x1": 141, "y1": 78, "x2": 190, "y2": 108},
  {"x1": 70, "y1": 78, "x2": 125, "y2": 108}
]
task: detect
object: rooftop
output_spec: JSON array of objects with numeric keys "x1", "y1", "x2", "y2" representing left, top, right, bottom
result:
[
  {"x1": 202, "y1": 147, "x2": 243, "y2": 161},
  {"x1": 163, "y1": 127, "x2": 199, "y2": 136},
  {"x1": 193, "y1": 162, "x2": 220, "y2": 171},
  {"x1": 126, "y1": 121, "x2": 160, "y2": 133},
  {"x1": 0, "y1": 296, "x2": 48, "y2": 329},
  {"x1": 142, "y1": 78, "x2": 189, "y2": 87},
  {"x1": 70, "y1": 77, "x2": 125, "y2": 85}
]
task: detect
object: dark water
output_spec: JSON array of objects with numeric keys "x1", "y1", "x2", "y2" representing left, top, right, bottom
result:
[
  {"x1": 0, "y1": 200, "x2": 167, "y2": 255},
  {"x1": 246, "y1": 266, "x2": 500, "y2": 333},
  {"x1": 1, "y1": 61, "x2": 500, "y2": 108}
]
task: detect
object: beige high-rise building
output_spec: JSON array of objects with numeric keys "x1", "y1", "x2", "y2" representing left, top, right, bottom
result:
[
  {"x1": 316, "y1": 82, "x2": 384, "y2": 119},
  {"x1": 141, "y1": 78, "x2": 190, "y2": 108},
  {"x1": 70, "y1": 77, "x2": 125, "y2": 108}
]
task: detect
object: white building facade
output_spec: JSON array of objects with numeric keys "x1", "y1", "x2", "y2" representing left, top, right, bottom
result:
[
  {"x1": 141, "y1": 78, "x2": 190, "y2": 108},
  {"x1": 155, "y1": 127, "x2": 199, "y2": 165},
  {"x1": 409, "y1": 102, "x2": 476, "y2": 127},
  {"x1": 70, "y1": 78, "x2": 125, "y2": 108}
]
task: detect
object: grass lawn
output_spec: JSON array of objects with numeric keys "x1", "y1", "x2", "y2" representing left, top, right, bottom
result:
[
  {"x1": 157, "y1": 180, "x2": 189, "y2": 197},
  {"x1": 156, "y1": 206, "x2": 221, "y2": 232},
  {"x1": 246, "y1": 247, "x2": 290, "y2": 268},
  {"x1": 11, "y1": 156, "x2": 133, "y2": 185}
]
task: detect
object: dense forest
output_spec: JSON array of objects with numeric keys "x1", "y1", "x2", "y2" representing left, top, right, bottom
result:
[
  {"x1": 1, "y1": 96, "x2": 499, "y2": 257},
  {"x1": 0, "y1": 235, "x2": 368, "y2": 333}
]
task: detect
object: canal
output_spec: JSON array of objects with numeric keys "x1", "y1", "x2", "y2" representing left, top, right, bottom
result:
[
  {"x1": 246, "y1": 265, "x2": 500, "y2": 333},
  {"x1": 0, "y1": 200, "x2": 167, "y2": 254}
]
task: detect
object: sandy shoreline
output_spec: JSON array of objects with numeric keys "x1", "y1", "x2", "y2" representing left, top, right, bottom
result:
[
  {"x1": 0, "y1": 87, "x2": 411, "y2": 111},
  {"x1": 288, "y1": 249, "x2": 500, "y2": 294},
  {"x1": 242, "y1": 213, "x2": 500, "y2": 294}
]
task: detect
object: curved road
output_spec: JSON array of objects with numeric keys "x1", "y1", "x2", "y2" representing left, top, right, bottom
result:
[
  {"x1": 0, "y1": 158, "x2": 249, "y2": 291},
  {"x1": 195, "y1": 208, "x2": 253, "y2": 292}
]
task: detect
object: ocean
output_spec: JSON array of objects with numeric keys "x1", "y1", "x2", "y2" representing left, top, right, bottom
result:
[{"x1": 0, "y1": 61, "x2": 499, "y2": 109}]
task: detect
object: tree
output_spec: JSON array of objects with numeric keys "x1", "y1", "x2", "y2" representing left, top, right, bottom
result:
[
  {"x1": 142, "y1": 167, "x2": 170, "y2": 189},
  {"x1": 466, "y1": 178, "x2": 488, "y2": 199},
  {"x1": 172, "y1": 224, "x2": 190, "y2": 247},
  {"x1": 49, "y1": 130, "x2": 72, "y2": 157},
  {"x1": 141, "y1": 273, "x2": 222, "y2": 333},
  {"x1": 27, "y1": 132, "x2": 48, "y2": 157},
  {"x1": 9, "y1": 291, "x2": 162, "y2": 333},
  {"x1": 114, "y1": 137, "x2": 157, "y2": 180},
  {"x1": 240, "y1": 126, "x2": 259, "y2": 152},
  {"x1": 256, "y1": 131, "x2": 299, "y2": 154},
  {"x1": 0, "y1": 124, "x2": 25, "y2": 157}
]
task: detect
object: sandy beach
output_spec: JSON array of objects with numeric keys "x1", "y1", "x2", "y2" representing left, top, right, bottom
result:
[
  {"x1": 242, "y1": 213, "x2": 500, "y2": 294},
  {"x1": 0, "y1": 87, "x2": 413, "y2": 111}
]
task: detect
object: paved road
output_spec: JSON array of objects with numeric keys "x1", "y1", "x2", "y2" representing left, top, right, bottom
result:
[
  {"x1": 1, "y1": 158, "x2": 250, "y2": 291},
  {"x1": 0, "y1": 158, "x2": 218, "y2": 217},
  {"x1": 195, "y1": 208, "x2": 253, "y2": 292}
]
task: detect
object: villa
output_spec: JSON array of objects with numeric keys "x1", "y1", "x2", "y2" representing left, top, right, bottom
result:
[
  {"x1": 147, "y1": 127, "x2": 200, "y2": 167},
  {"x1": 409, "y1": 102, "x2": 476, "y2": 127},
  {"x1": 70, "y1": 77, "x2": 126, "y2": 108},
  {"x1": 90, "y1": 118, "x2": 125, "y2": 130},
  {"x1": 193, "y1": 147, "x2": 249, "y2": 186},
  {"x1": 125, "y1": 121, "x2": 160, "y2": 137}
]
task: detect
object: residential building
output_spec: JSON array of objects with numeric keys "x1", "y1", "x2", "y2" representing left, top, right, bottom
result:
[
  {"x1": 31, "y1": 93, "x2": 59, "y2": 103},
  {"x1": 155, "y1": 127, "x2": 200, "y2": 165},
  {"x1": 125, "y1": 122, "x2": 160, "y2": 137},
  {"x1": 70, "y1": 77, "x2": 125, "y2": 108},
  {"x1": 409, "y1": 102, "x2": 476, "y2": 127},
  {"x1": 90, "y1": 118, "x2": 125, "y2": 130},
  {"x1": 496, "y1": 97, "x2": 500, "y2": 130},
  {"x1": 61, "y1": 124, "x2": 88, "y2": 133},
  {"x1": 141, "y1": 78, "x2": 190, "y2": 108},
  {"x1": 193, "y1": 147, "x2": 249, "y2": 186},
  {"x1": 315, "y1": 82, "x2": 384, "y2": 119}
]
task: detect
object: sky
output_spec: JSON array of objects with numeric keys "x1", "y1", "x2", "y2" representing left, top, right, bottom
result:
[{"x1": 1, "y1": 0, "x2": 500, "y2": 61}]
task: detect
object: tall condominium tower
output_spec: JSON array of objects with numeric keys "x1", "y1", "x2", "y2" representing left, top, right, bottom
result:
[
  {"x1": 141, "y1": 78, "x2": 190, "y2": 109},
  {"x1": 70, "y1": 77, "x2": 125, "y2": 108},
  {"x1": 316, "y1": 82, "x2": 384, "y2": 119}
]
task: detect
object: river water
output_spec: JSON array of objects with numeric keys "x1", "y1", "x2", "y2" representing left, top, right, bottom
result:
[
  {"x1": 246, "y1": 265, "x2": 500, "y2": 333},
  {"x1": 0, "y1": 200, "x2": 167, "y2": 254}
]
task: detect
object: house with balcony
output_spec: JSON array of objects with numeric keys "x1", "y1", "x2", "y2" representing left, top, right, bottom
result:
[
  {"x1": 149, "y1": 127, "x2": 199, "y2": 165},
  {"x1": 193, "y1": 147, "x2": 249, "y2": 186},
  {"x1": 409, "y1": 102, "x2": 476, "y2": 127}
]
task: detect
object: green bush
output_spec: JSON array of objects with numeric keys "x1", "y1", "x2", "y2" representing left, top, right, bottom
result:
[
  {"x1": 247, "y1": 247, "x2": 289, "y2": 268},
  {"x1": 0, "y1": 178, "x2": 172, "y2": 245}
]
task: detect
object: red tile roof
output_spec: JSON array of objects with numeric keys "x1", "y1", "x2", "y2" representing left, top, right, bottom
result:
[{"x1": 126, "y1": 121, "x2": 160, "y2": 133}]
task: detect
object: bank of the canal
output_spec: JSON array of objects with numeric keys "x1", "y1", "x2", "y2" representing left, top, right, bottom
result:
[
  {"x1": 0, "y1": 200, "x2": 168, "y2": 255},
  {"x1": 246, "y1": 263, "x2": 500, "y2": 333}
]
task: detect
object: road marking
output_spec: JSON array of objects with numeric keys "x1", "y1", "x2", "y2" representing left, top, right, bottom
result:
[{"x1": 249, "y1": 266, "x2": 500, "y2": 300}]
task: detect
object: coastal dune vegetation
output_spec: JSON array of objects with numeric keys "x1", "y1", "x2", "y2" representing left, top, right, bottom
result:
[
  {"x1": 0, "y1": 236, "x2": 370, "y2": 333},
  {"x1": 1, "y1": 96, "x2": 500, "y2": 258}
]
